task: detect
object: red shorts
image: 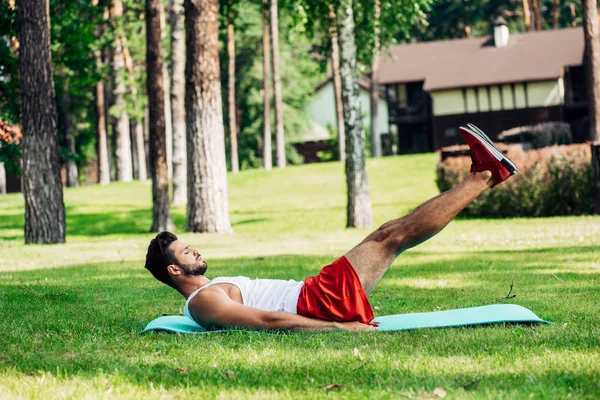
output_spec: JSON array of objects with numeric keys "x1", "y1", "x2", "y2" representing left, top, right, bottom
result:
[{"x1": 296, "y1": 256, "x2": 374, "y2": 323}]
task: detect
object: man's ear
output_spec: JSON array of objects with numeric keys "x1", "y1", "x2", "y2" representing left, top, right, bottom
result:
[{"x1": 166, "y1": 264, "x2": 182, "y2": 276}]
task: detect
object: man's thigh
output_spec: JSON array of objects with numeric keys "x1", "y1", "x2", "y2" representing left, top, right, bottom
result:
[{"x1": 344, "y1": 229, "x2": 399, "y2": 295}]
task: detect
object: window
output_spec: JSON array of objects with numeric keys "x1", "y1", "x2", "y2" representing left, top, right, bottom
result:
[{"x1": 444, "y1": 127, "x2": 457, "y2": 137}]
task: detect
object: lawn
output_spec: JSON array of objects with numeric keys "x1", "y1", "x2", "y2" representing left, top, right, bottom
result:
[{"x1": 0, "y1": 153, "x2": 599, "y2": 399}]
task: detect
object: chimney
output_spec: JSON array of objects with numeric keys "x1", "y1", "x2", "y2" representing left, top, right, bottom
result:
[{"x1": 494, "y1": 16, "x2": 509, "y2": 48}]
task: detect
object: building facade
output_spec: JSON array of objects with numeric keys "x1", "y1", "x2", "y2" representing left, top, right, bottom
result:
[{"x1": 379, "y1": 26, "x2": 586, "y2": 153}]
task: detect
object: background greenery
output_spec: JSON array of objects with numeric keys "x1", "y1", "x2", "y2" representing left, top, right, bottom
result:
[{"x1": 1, "y1": 154, "x2": 599, "y2": 398}]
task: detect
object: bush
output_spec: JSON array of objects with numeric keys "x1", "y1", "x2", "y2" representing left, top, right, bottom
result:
[{"x1": 436, "y1": 144, "x2": 594, "y2": 217}]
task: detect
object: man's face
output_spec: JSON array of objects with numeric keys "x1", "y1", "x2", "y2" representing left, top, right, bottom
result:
[{"x1": 168, "y1": 240, "x2": 208, "y2": 276}]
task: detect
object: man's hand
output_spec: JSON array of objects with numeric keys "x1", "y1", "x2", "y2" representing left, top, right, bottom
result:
[{"x1": 337, "y1": 320, "x2": 380, "y2": 331}]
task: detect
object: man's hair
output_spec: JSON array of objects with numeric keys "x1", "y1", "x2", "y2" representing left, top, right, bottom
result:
[{"x1": 145, "y1": 231, "x2": 179, "y2": 289}]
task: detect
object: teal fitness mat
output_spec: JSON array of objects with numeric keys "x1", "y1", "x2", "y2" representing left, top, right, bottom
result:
[{"x1": 140, "y1": 304, "x2": 548, "y2": 334}]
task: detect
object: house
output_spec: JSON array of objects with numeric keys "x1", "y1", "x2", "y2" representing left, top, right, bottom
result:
[
  {"x1": 379, "y1": 20, "x2": 586, "y2": 153},
  {"x1": 299, "y1": 77, "x2": 390, "y2": 161}
]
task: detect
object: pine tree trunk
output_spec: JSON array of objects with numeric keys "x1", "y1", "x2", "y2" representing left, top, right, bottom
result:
[
  {"x1": 57, "y1": 81, "x2": 79, "y2": 188},
  {"x1": 227, "y1": 16, "x2": 239, "y2": 173},
  {"x1": 553, "y1": 0, "x2": 560, "y2": 29},
  {"x1": 583, "y1": 0, "x2": 600, "y2": 214},
  {"x1": 110, "y1": 0, "x2": 133, "y2": 182},
  {"x1": 147, "y1": 0, "x2": 174, "y2": 232},
  {"x1": 66, "y1": 135, "x2": 79, "y2": 187},
  {"x1": 18, "y1": 0, "x2": 66, "y2": 243},
  {"x1": 583, "y1": 0, "x2": 600, "y2": 143},
  {"x1": 95, "y1": 54, "x2": 110, "y2": 185},
  {"x1": 592, "y1": 144, "x2": 600, "y2": 214},
  {"x1": 144, "y1": 107, "x2": 151, "y2": 178},
  {"x1": 262, "y1": 0, "x2": 272, "y2": 170},
  {"x1": 531, "y1": 0, "x2": 543, "y2": 30},
  {"x1": 523, "y1": 0, "x2": 533, "y2": 32},
  {"x1": 329, "y1": 5, "x2": 345, "y2": 163},
  {"x1": 170, "y1": 0, "x2": 187, "y2": 203},
  {"x1": 336, "y1": 0, "x2": 373, "y2": 229},
  {"x1": 130, "y1": 118, "x2": 139, "y2": 179},
  {"x1": 184, "y1": 0, "x2": 232, "y2": 233},
  {"x1": 370, "y1": 0, "x2": 382, "y2": 158},
  {"x1": 0, "y1": 162, "x2": 6, "y2": 194},
  {"x1": 270, "y1": 0, "x2": 285, "y2": 168},
  {"x1": 160, "y1": 3, "x2": 173, "y2": 182},
  {"x1": 130, "y1": 118, "x2": 148, "y2": 181}
]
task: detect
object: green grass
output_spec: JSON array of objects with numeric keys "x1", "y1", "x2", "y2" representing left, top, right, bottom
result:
[{"x1": 1, "y1": 153, "x2": 599, "y2": 399}]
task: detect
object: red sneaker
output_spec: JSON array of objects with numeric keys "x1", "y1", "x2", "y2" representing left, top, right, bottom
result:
[{"x1": 458, "y1": 124, "x2": 518, "y2": 188}]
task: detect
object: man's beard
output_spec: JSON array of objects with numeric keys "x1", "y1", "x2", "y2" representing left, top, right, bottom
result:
[{"x1": 179, "y1": 259, "x2": 208, "y2": 276}]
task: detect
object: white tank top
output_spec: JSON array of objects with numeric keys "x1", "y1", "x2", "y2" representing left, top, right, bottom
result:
[{"x1": 184, "y1": 276, "x2": 304, "y2": 320}]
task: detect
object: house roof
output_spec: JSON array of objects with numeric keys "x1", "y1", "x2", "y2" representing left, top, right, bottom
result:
[{"x1": 379, "y1": 27, "x2": 584, "y2": 91}]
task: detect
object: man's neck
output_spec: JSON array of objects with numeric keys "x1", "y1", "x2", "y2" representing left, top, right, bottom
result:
[{"x1": 178, "y1": 275, "x2": 211, "y2": 299}]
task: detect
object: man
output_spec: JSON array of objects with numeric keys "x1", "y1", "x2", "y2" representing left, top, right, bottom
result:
[{"x1": 145, "y1": 124, "x2": 518, "y2": 332}]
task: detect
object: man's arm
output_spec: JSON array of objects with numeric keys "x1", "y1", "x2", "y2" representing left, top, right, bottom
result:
[{"x1": 189, "y1": 291, "x2": 378, "y2": 332}]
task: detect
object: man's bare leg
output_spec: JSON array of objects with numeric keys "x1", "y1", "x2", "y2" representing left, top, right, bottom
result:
[{"x1": 345, "y1": 170, "x2": 493, "y2": 295}]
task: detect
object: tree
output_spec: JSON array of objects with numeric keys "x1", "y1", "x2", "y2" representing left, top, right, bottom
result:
[
  {"x1": 270, "y1": 0, "x2": 285, "y2": 168},
  {"x1": 130, "y1": 87, "x2": 147, "y2": 181},
  {"x1": 369, "y1": 0, "x2": 381, "y2": 158},
  {"x1": 94, "y1": 6, "x2": 111, "y2": 186},
  {"x1": 160, "y1": 4, "x2": 173, "y2": 182},
  {"x1": 169, "y1": 0, "x2": 187, "y2": 202},
  {"x1": 582, "y1": 0, "x2": 600, "y2": 214},
  {"x1": 185, "y1": 0, "x2": 232, "y2": 233},
  {"x1": 336, "y1": 0, "x2": 373, "y2": 228},
  {"x1": 261, "y1": 0, "x2": 273, "y2": 170},
  {"x1": 523, "y1": 0, "x2": 533, "y2": 31},
  {"x1": 18, "y1": 0, "x2": 66, "y2": 243},
  {"x1": 552, "y1": 0, "x2": 560, "y2": 29},
  {"x1": 328, "y1": 4, "x2": 345, "y2": 163},
  {"x1": 110, "y1": 0, "x2": 133, "y2": 182},
  {"x1": 225, "y1": 4, "x2": 239, "y2": 173},
  {"x1": 146, "y1": 0, "x2": 174, "y2": 232},
  {"x1": 531, "y1": 0, "x2": 543, "y2": 30}
]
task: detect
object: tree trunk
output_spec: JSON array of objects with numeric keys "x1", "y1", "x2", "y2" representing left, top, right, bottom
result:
[
  {"x1": 18, "y1": 0, "x2": 66, "y2": 243},
  {"x1": 110, "y1": 0, "x2": 133, "y2": 182},
  {"x1": 553, "y1": 0, "x2": 560, "y2": 29},
  {"x1": 131, "y1": 118, "x2": 147, "y2": 181},
  {"x1": 184, "y1": 0, "x2": 232, "y2": 233},
  {"x1": 57, "y1": 81, "x2": 79, "y2": 188},
  {"x1": 0, "y1": 162, "x2": 6, "y2": 194},
  {"x1": 169, "y1": 0, "x2": 187, "y2": 203},
  {"x1": 147, "y1": 0, "x2": 174, "y2": 232},
  {"x1": 583, "y1": 0, "x2": 600, "y2": 143},
  {"x1": 370, "y1": 0, "x2": 382, "y2": 158},
  {"x1": 570, "y1": 4, "x2": 577, "y2": 27},
  {"x1": 261, "y1": 0, "x2": 272, "y2": 170},
  {"x1": 523, "y1": 0, "x2": 533, "y2": 32},
  {"x1": 144, "y1": 107, "x2": 151, "y2": 178},
  {"x1": 160, "y1": 3, "x2": 173, "y2": 182},
  {"x1": 592, "y1": 144, "x2": 600, "y2": 214},
  {"x1": 329, "y1": 5, "x2": 345, "y2": 163},
  {"x1": 336, "y1": 0, "x2": 373, "y2": 229},
  {"x1": 531, "y1": 0, "x2": 543, "y2": 30},
  {"x1": 270, "y1": 0, "x2": 285, "y2": 168},
  {"x1": 66, "y1": 135, "x2": 79, "y2": 187},
  {"x1": 95, "y1": 52, "x2": 110, "y2": 185},
  {"x1": 103, "y1": 45, "x2": 116, "y2": 182},
  {"x1": 583, "y1": 0, "x2": 600, "y2": 214},
  {"x1": 227, "y1": 15, "x2": 239, "y2": 173}
]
